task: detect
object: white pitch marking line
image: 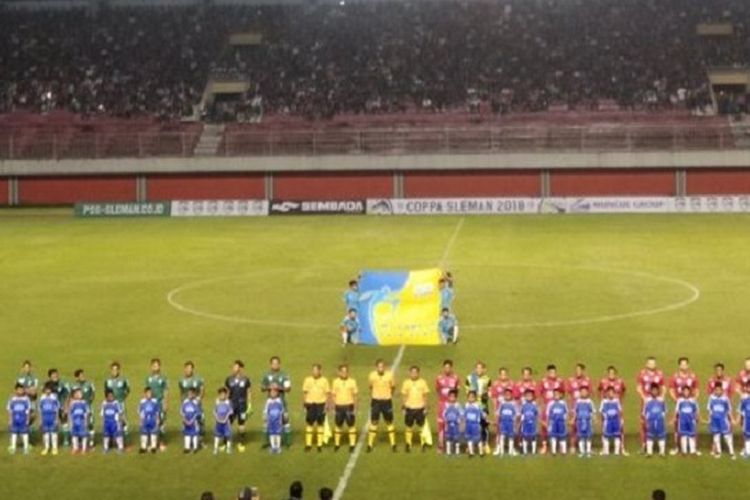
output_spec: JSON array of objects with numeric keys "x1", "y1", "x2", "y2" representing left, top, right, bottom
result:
[{"x1": 332, "y1": 217, "x2": 465, "y2": 500}]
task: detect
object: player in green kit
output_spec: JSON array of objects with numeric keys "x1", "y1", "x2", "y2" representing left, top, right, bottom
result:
[
  {"x1": 104, "y1": 362, "x2": 130, "y2": 441},
  {"x1": 178, "y1": 361, "x2": 205, "y2": 434},
  {"x1": 70, "y1": 369, "x2": 96, "y2": 445},
  {"x1": 17, "y1": 360, "x2": 39, "y2": 440},
  {"x1": 145, "y1": 358, "x2": 169, "y2": 449},
  {"x1": 261, "y1": 356, "x2": 292, "y2": 447},
  {"x1": 45, "y1": 369, "x2": 71, "y2": 446}
]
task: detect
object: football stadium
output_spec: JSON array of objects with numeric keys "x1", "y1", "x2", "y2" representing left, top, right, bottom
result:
[{"x1": 3, "y1": 0, "x2": 750, "y2": 499}]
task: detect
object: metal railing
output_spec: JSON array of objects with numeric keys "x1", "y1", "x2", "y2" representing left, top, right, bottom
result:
[{"x1": 0, "y1": 124, "x2": 741, "y2": 160}]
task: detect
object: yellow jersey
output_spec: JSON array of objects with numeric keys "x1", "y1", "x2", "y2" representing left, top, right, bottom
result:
[
  {"x1": 302, "y1": 376, "x2": 330, "y2": 404},
  {"x1": 332, "y1": 377, "x2": 358, "y2": 406},
  {"x1": 368, "y1": 370, "x2": 395, "y2": 400},
  {"x1": 401, "y1": 378, "x2": 429, "y2": 409}
]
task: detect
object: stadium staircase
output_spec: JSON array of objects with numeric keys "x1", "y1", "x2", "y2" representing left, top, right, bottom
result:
[{"x1": 193, "y1": 124, "x2": 225, "y2": 156}]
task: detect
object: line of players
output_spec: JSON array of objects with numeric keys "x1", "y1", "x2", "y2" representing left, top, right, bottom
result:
[
  {"x1": 9, "y1": 355, "x2": 750, "y2": 459},
  {"x1": 6, "y1": 357, "x2": 289, "y2": 456}
]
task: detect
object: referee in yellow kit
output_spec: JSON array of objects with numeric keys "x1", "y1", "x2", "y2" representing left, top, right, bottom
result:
[
  {"x1": 302, "y1": 364, "x2": 330, "y2": 452},
  {"x1": 367, "y1": 358, "x2": 397, "y2": 453},
  {"x1": 401, "y1": 365, "x2": 430, "y2": 453},
  {"x1": 331, "y1": 364, "x2": 359, "y2": 453}
]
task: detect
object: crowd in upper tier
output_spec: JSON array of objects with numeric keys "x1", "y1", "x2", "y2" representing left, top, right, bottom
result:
[{"x1": 2, "y1": 0, "x2": 750, "y2": 120}]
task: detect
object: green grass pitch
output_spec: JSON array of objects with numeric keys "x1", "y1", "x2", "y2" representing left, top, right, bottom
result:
[{"x1": 2, "y1": 210, "x2": 750, "y2": 499}]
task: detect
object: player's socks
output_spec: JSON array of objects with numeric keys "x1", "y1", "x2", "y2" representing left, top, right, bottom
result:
[
  {"x1": 689, "y1": 437, "x2": 697, "y2": 455},
  {"x1": 334, "y1": 427, "x2": 342, "y2": 448},
  {"x1": 149, "y1": 434, "x2": 159, "y2": 451},
  {"x1": 509, "y1": 440, "x2": 516, "y2": 456},
  {"x1": 680, "y1": 436, "x2": 688, "y2": 454},
  {"x1": 226, "y1": 440, "x2": 232, "y2": 454},
  {"x1": 531, "y1": 440, "x2": 537, "y2": 454},
  {"x1": 283, "y1": 425, "x2": 292, "y2": 447},
  {"x1": 646, "y1": 439, "x2": 654, "y2": 456},
  {"x1": 585, "y1": 440, "x2": 591, "y2": 456},
  {"x1": 71, "y1": 437, "x2": 79, "y2": 453},
  {"x1": 213, "y1": 437, "x2": 221, "y2": 453},
  {"x1": 348, "y1": 428, "x2": 357, "y2": 447},
  {"x1": 405, "y1": 429, "x2": 413, "y2": 447},
  {"x1": 62, "y1": 425, "x2": 70, "y2": 447},
  {"x1": 42, "y1": 433, "x2": 50, "y2": 453},
  {"x1": 578, "y1": 439, "x2": 585, "y2": 455},
  {"x1": 103, "y1": 437, "x2": 110, "y2": 452},
  {"x1": 367, "y1": 424, "x2": 377, "y2": 448},
  {"x1": 496, "y1": 436, "x2": 504, "y2": 456},
  {"x1": 725, "y1": 435, "x2": 735, "y2": 456},
  {"x1": 745, "y1": 440, "x2": 750, "y2": 456},
  {"x1": 713, "y1": 435, "x2": 721, "y2": 456},
  {"x1": 560, "y1": 440, "x2": 567, "y2": 455},
  {"x1": 550, "y1": 438, "x2": 557, "y2": 455},
  {"x1": 467, "y1": 441, "x2": 474, "y2": 456},
  {"x1": 52, "y1": 433, "x2": 58, "y2": 453},
  {"x1": 140, "y1": 435, "x2": 148, "y2": 451},
  {"x1": 317, "y1": 429, "x2": 324, "y2": 448},
  {"x1": 602, "y1": 438, "x2": 610, "y2": 455},
  {"x1": 446, "y1": 441, "x2": 453, "y2": 456},
  {"x1": 387, "y1": 425, "x2": 396, "y2": 446},
  {"x1": 81, "y1": 438, "x2": 88, "y2": 453},
  {"x1": 417, "y1": 426, "x2": 426, "y2": 447},
  {"x1": 658, "y1": 439, "x2": 666, "y2": 456},
  {"x1": 614, "y1": 438, "x2": 621, "y2": 455},
  {"x1": 305, "y1": 426, "x2": 314, "y2": 448}
]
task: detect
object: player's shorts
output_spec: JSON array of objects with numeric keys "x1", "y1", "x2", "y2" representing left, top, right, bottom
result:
[
  {"x1": 305, "y1": 403, "x2": 326, "y2": 426},
  {"x1": 141, "y1": 422, "x2": 158, "y2": 435},
  {"x1": 549, "y1": 418, "x2": 568, "y2": 438},
  {"x1": 103, "y1": 421, "x2": 121, "y2": 438},
  {"x1": 521, "y1": 423, "x2": 537, "y2": 439},
  {"x1": 370, "y1": 399, "x2": 394, "y2": 424},
  {"x1": 576, "y1": 420, "x2": 593, "y2": 439},
  {"x1": 710, "y1": 419, "x2": 730, "y2": 435},
  {"x1": 465, "y1": 426, "x2": 482, "y2": 443},
  {"x1": 335, "y1": 405, "x2": 356, "y2": 427},
  {"x1": 71, "y1": 423, "x2": 88, "y2": 438},
  {"x1": 267, "y1": 421, "x2": 283, "y2": 435},
  {"x1": 603, "y1": 421, "x2": 622, "y2": 438},
  {"x1": 499, "y1": 420, "x2": 515, "y2": 438},
  {"x1": 215, "y1": 422, "x2": 231, "y2": 439},
  {"x1": 445, "y1": 424, "x2": 461, "y2": 441},
  {"x1": 11, "y1": 423, "x2": 29, "y2": 435},
  {"x1": 404, "y1": 408, "x2": 426, "y2": 428},
  {"x1": 183, "y1": 422, "x2": 199, "y2": 437},
  {"x1": 230, "y1": 401, "x2": 248, "y2": 426},
  {"x1": 41, "y1": 420, "x2": 58, "y2": 434}
]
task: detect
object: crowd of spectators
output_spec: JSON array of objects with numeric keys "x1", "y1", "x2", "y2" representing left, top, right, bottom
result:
[{"x1": 2, "y1": 0, "x2": 750, "y2": 121}]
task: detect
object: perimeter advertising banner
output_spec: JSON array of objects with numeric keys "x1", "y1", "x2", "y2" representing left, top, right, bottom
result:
[
  {"x1": 75, "y1": 202, "x2": 170, "y2": 217},
  {"x1": 357, "y1": 268, "x2": 443, "y2": 346}
]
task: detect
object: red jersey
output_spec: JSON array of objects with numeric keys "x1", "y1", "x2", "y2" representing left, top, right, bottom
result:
[
  {"x1": 539, "y1": 376, "x2": 565, "y2": 403},
  {"x1": 490, "y1": 378, "x2": 515, "y2": 407},
  {"x1": 736, "y1": 370, "x2": 750, "y2": 393},
  {"x1": 514, "y1": 379, "x2": 537, "y2": 400},
  {"x1": 566, "y1": 375, "x2": 592, "y2": 401},
  {"x1": 597, "y1": 376, "x2": 626, "y2": 400},
  {"x1": 708, "y1": 375, "x2": 734, "y2": 399},
  {"x1": 637, "y1": 369, "x2": 665, "y2": 398},
  {"x1": 435, "y1": 374, "x2": 460, "y2": 403},
  {"x1": 669, "y1": 371, "x2": 699, "y2": 398}
]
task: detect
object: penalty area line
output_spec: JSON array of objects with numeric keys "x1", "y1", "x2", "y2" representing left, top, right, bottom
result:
[{"x1": 332, "y1": 217, "x2": 464, "y2": 500}]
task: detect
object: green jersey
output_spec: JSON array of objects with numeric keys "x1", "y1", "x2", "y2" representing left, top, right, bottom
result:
[
  {"x1": 104, "y1": 376, "x2": 130, "y2": 403},
  {"x1": 261, "y1": 370, "x2": 291, "y2": 402},
  {"x1": 465, "y1": 372, "x2": 491, "y2": 410},
  {"x1": 178, "y1": 375, "x2": 204, "y2": 399},
  {"x1": 16, "y1": 373, "x2": 39, "y2": 400},
  {"x1": 145, "y1": 374, "x2": 169, "y2": 402},
  {"x1": 71, "y1": 380, "x2": 96, "y2": 405},
  {"x1": 48, "y1": 379, "x2": 72, "y2": 406}
]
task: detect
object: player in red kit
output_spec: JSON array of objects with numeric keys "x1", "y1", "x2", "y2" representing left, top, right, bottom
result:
[
  {"x1": 435, "y1": 359, "x2": 459, "y2": 453},
  {"x1": 598, "y1": 366, "x2": 626, "y2": 401},
  {"x1": 514, "y1": 367, "x2": 537, "y2": 401},
  {"x1": 636, "y1": 357, "x2": 665, "y2": 452},
  {"x1": 567, "y1": 363, "x2": 591, "y2": 454},
  {"x1": 538, "y1": 364, "x2": 565, "y2": 455},
  {"x1": 735, "y1": 358, "x2": 750, "y2": 396},
  {"x1": 490, "y1": 367, "x2": 515, "y2": 406},
  {"x1": 707, "y1": 363, "x2": 732, "y2": 398},
  {"x1": 668, "y1": 357, "x2": 699, "y2": 454}
]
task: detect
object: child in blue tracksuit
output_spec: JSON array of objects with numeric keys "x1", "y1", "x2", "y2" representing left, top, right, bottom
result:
[
  {"x1": 443, "y1": 390, "x2": 463, "y2": 456},
  {"x1": 675, "y1": 385, "x2": 699, "y2": 456},
  {"x1": 464, "y1": 391, "x2": 484, "y2": 457},
  {"x1": 39, "y1": 383, "x2": 60, "y2": 456},
  {"x1": 520, "y1": 390, "x2": 539, "y2": 455},
  {"x1": 643, "y1": 383, "x2": 667, "y2": 457},
  {"x1": 494, "y1": 388, "x2": 518, "y2": 457},
  {"x1": 214, "y1": 387, "x2": 233, "y2": 455},
  {"x1": 546, "y1": 388, "x2": 568, "y2": 456},
  {"x1": 101, "y1": 390, "x2": 124, "y2": 453},
  {"x1": 599, "y1": 387, "x2": 623, "y2": 456},
  {"x1": 69, "y1": 388, "x2": 91, "y2": 454},
  {"x1": 264, "y1": 385, "x2": 286, "y2": 454},
  {"x1": 181, "y1": 387, "x2": 202, "y2": 453},
  {"x1": 7, "y1": 383, "x2": 31, "y2": 455},
  {"x1": 573, "y1": 386, "x2": 595, "y2": 458}
]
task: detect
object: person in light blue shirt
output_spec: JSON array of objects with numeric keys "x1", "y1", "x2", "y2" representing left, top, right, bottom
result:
[
  {"x1": 438, "y1": 308, "x2": 458, "y2": 345},
  {"x1": 340, "y1": 309, "x2": 360, "y2": 346},
  {"x1": 643, "y1": 383, "x2": 667, "y2": 457},
  {"x1": 344, "y1": 280, "x2": 359, "y2": 314},
  {"x1": 573, "y1": 386, "x2": 595, "y2": 458},
  {"x1": 38, "y1": 383, "x2": 60, "y2": 456},
  {"x1": 439, "y1": 278, "x2": 454, "y2": 312},
  {"x1": 707, "y1": 382, "x2": 735, "y2": 458}
]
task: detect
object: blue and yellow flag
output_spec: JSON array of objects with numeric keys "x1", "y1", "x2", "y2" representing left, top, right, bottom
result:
[{"x1": 357, "y1": 269, "x2": 442, "y2": 345}]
